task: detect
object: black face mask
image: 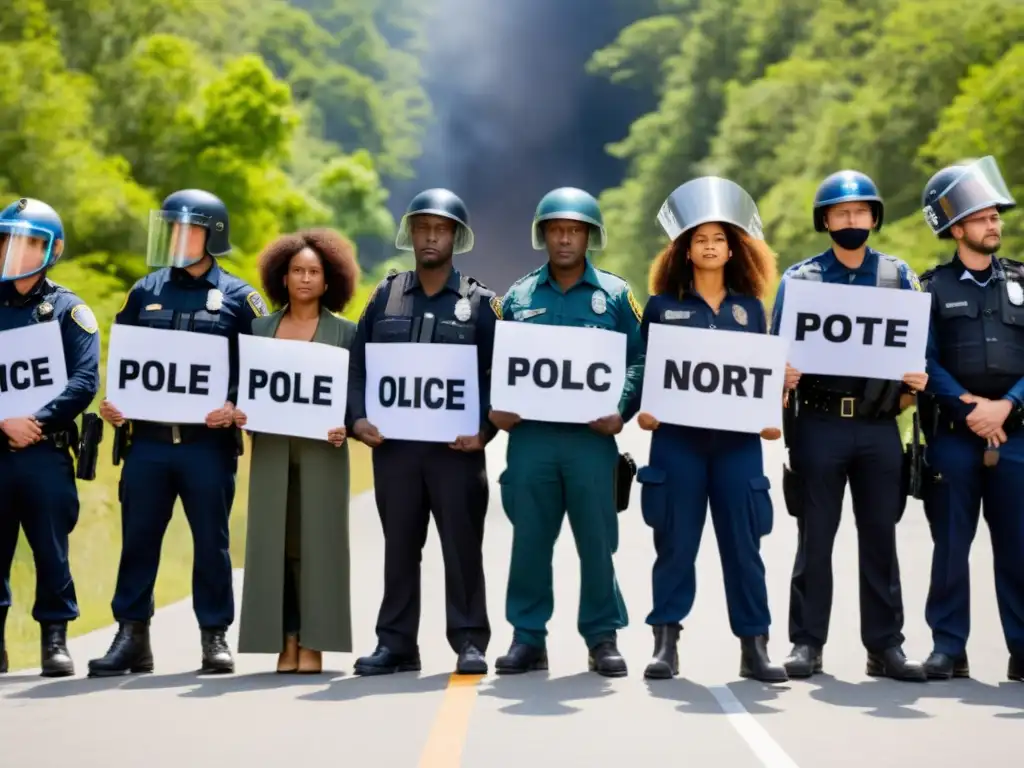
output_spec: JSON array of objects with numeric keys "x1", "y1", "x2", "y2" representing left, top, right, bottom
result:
[{"x1": 829, "y1": 228, "x2": 870, "y2": 250}]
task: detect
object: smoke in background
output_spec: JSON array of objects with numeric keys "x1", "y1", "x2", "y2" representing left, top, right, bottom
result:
[{"x1": 387, "y1": 0, "x2": 651, "y2": 292}]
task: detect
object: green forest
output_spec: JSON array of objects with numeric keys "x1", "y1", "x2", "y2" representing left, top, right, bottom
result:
[
  {"x1": 590, "y1": 0, "x2": 1024, "y2": 297},
  {"x1": 3, "y1": 0, "x2": 1023, "y2": 669}
]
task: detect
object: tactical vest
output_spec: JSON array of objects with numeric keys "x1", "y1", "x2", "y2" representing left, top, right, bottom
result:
[
  {"x1": 793, "y1": 255, "x2": 903, "y2": 401},
  {"x1": 371, "y1": 270, "x2": 482, "y2": 344},
  {"x1": 924, "y1": 258, "x2": 1024, "y2": 399}
]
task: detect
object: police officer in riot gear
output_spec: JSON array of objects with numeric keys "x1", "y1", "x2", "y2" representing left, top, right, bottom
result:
[
  {"x1": 0, "y1": 198, "x2": 100, "y2": 677},
  {"x1": 89, "y1": 189, "x2": 267, "y2": 677},
  {"x1": 348, "y1": 188, "x2": 497, "y2": 676},
  {"x1": 771, "y1": 171, "x2": 929, "y2": 682},
  {"x1": 918, "y1": 156, "x2": 1024, "y2": 683}
]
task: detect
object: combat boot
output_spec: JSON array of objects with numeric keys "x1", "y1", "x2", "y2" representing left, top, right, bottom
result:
[
  {"x1": 783, "y1": 643, "x2": 822, "y2": 678},
  {"x1": 40, "y1": 622, "x2": 74, "y2": 678},
  {"x1": 740, "y1": 635, "x2": 788, "y2": 683},
  {"x1": 924, "y1": 651, "x2": 969, "y2": 680},
  {"x1": 866, "y1": 645, "x2": 927, "y2": 682},
  {"x1": 200, "y1": 628, "x2": 234, "y2": 674},
  {"x1": 495, "y1": 642, "x2": 548, "y2": 675},
  {"x1": 87, "y1": 621, "x2": 154, "y2": 677},
  {"x1": 589, "y1": 640, "x2": 627, "y2": 678},
  {"x1": 643, "y1": 624, "x2": 680, "y2": 680},
  {"x1": 455, "y1": 641, "x2": 488, "y2": 675},
  {"x1": 353, "y1": 644, "x2": 422, "y2": 676},
  {"x1": 1008, "y1": 654, "x2": 1023, "y2": 682}
]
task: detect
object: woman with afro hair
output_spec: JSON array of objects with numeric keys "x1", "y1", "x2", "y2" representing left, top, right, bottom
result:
[
  {"x1": 235, "y1": 228, "x2": 360, "y2": 674},
  {"x1": 632, "y1": 177, "x2": 789, "y2": 684}
]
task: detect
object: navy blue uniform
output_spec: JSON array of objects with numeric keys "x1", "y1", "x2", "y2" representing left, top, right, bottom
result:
[
  {"x1": 109, "y1": 262, "x2": 266, "y2": 630},
  {"x1": 637, "y1": 291, "x2": 774, "y2": 637},
  {"x1": 771, "y1": 247, "x2": 919, "y2": 654},
  {"x1": 348, "y1": 268, "x2": 496, "y2": 668},
  {"x1": 921, "y1": 254, "x2": 1024, "y2": 669},
  {"x1": 0, "y1": 279, "x2": 100, "y2": 624}
]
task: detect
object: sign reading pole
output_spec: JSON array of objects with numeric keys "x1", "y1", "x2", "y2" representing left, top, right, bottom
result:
[
  {"x1": 489, "y1": 322, "x2": 627, "y2": 423},
  {"x1": 0, "y1": 323, "x2": 68, "y2": 421},
  {"x1": 640, "y1": 324, "x2": 789, "y2": 433},
  {"x1": 777, "y1": 279, "x2": 931, "y2": 379},
  {"x1": 105, "y1": 324, "x2": 229, "y2": 424},
  {"x1": 365, "y1": 342, "x2": 480, "y2": 442},
  {"x1": 236, "y1": 335, "x2": 349, "y2": 440}
]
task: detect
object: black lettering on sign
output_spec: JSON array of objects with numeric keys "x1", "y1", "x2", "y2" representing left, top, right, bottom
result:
[
  {"x1": 506, "y1": 357, "x2": 612, "y2": 392},
  {"x1": 247, "y1": 369, "x2": 333, "y2": 405},
  {"x1": 378, "y1": 376, "x2": 466, "y2": 411},
  {"x1": 0, "y1": 358, "x2": 55, "y2": 392},
  {"x1": 795, "y1": 312, "x2": 909, "y2": 348},
  {"x1": 663, "y1": 360, "x2": 772, "y2": 398},
  {"x1": 118, "y1": 359, "x2": 211, "y2": 395}
]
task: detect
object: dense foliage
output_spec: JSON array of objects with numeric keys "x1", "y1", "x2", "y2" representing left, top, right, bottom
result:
[{"x1": 589, "y1": 0, "x2": 1024, "y2": 296}]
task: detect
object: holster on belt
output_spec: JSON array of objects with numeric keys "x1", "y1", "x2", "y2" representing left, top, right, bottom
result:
[
  {"x1": 614, "y1": 452, "x2": 637, "y2": 513},
  {"x1": 781, "y1": 392, "x2": 804, "y2": 519},
  {"x1": 112, "y1": 422, "x2": 131, "y2": 466},
  {"x1": 76, "y1": 413, "x2": 103, "y2": 481}
]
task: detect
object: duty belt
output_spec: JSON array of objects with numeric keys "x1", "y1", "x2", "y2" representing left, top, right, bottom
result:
[
  {"x1": 796, "y1": 389, "x2": 896, "y2": 421},
  {"x1": 130, "y1": 421, "x2": 215, "y2": 445}
]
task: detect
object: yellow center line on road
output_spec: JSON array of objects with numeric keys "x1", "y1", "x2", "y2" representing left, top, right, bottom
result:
[{"x1": 417, "y1": 673, "x2": 486, "y2": 767}]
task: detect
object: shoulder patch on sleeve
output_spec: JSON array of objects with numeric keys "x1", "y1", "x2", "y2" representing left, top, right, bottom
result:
[
  {"x1": 70, "y1": 304, "x2": 99, "y2": 334},
  {"x1": 246, "y1": 291, "x2": 268, "y2": 317},
  {"x1": 490, "y1": 295, "x2": 503, "y2": 319},
  {"x1": 626, "y1": 288, "x2": 643, "y2": 323}
]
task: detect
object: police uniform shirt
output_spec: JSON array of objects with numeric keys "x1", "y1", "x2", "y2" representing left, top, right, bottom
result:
[
  {"x1": 115, "y1": 261, "x2": 267, "y2": 403},
  {"x1": 923, "y1": 253, "x2": 1024, "y2": 411},
  {"x1": 0, "y1": 279, "x2": 100, "y2": 429},
  {"x1": 499, "y1": 259, "x2": 645, "y2": 421},
  {"x1": 347, "y1": 267, "x2": 499, "y2": 438}
]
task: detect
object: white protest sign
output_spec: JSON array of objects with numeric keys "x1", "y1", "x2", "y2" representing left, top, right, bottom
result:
[
  {"x1": 105, "y1": 324, "x2": 229, "y2": 424},
  {"x1": 489, "y1": 322, "x2": 626, "y2": 423},
  {"x1": 640, "y1": 323, "x2": 788, "y2": 433},
  {"x1": 236, "y1": 335, "x2": 349, "y2": 441},
  {"x1": 365, "y1": 342, "x2": 479, "y2": 442},
  {"x1": 777, "y1": 279, "x2": 930, "y2": 379},
  {"x1": 0, "y1": 323, "x2": 68, "y2": 421}
]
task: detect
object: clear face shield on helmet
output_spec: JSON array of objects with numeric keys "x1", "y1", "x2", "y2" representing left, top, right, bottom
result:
[
  {"x1": 657, "y1": 177, "x2": 765, "y2": 241},
  {"x1": 395, "y1": 213, "x2": 475, "y2": 255},
  {"x1": 146, "y1": 209, "x2": 210, "y2": 268},
  {"x1": 933, "y1": 156, "x2": 1016, "y2": 228},
  {"x1": 0, "y1": 222, "x2": 58, "y2": 282}
]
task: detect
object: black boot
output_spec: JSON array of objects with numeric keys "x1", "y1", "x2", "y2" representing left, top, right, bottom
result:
[
  {"x1": 40, "y1": 622, "x2": 74, "y2": 678},
  {"x1": 87, "y1": 621, "x2": 154, "y2": 678},
  {"x1": 643, "y1": 624, "x2": 680, "y2": 680},
  {"x1": 495, "y1": 642, "x2": 548, "y2": 675},
  {"x1": 924, "y1": 651, "x2": 969, "y2": 680},
  {"x1": 353, "y1": 644, "x2": 422, "y2": 676},
  {"x1": 866, "y1": 646, "x2": 927, "y2": 682},
  {"x1": 588, "y1": 640, "x2": 627, "y2": 678},
  {"x1": 740, "y1": 636, "x2": 788, "y2": 683},
  {"x1": 200, "y1": 628, "x2": 234, "y2": 674},
  {"x1": 783, "y1": 643, "x2": 822, "y2": 678},
  {"x1": 0, "y1": 605, "x2": 7, "y2": 674},
  {"x1": 455, "y1": 641, "x2": 487, "y2": 675},
  {"x1": 1009, "y1": 654, "x2": 1023, "y2": 682}
]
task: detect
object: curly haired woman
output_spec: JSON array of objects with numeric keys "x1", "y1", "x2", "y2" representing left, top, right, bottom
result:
[
  {"x1": 235, "y1": 229, "x2": 360, "y2": 673},
  {"x1": 634, "y1": 177, "x2": 788, "y2": 683}
]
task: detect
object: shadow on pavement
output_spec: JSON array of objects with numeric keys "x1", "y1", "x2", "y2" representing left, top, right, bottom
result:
[
  {"x1": 806, "y1": 675, "x2": 1024, "y2": 719},
  {"x1": 296, "y1": 671, "x2": 451, "y2": 702},
  {"x1": 477, "y1": 672, "x2": 616, "y2": 716},
  {"x1": 646, "y1": 677, "x2": 791, "y2": 715}
]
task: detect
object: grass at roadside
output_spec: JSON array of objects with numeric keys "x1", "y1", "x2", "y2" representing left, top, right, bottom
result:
[{"x1": 5, "y1": 435, "x2": 373, "y2": 672}]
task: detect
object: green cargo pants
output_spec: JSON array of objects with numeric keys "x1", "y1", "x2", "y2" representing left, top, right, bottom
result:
[{"x1": 499, "y1": 422, "x2": 628, "y2": 648}]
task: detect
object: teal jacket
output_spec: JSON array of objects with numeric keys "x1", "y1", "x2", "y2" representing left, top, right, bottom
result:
[{"x1": 498, "y1": 259, "x2": 645, "y2": 422}]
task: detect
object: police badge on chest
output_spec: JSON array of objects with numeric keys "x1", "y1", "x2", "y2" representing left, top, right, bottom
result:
[{"x1": 1007, "y1": 280, "x2": 1023, "y2": 306}]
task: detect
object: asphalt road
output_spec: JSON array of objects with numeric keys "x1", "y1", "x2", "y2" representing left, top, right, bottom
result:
[{"x1": 1, "y1": 424, "x2": 1021, "y2": 767}]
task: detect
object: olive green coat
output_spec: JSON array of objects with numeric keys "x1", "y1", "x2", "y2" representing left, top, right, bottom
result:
[{"x1": 237, "y1": 307, "x2": 356, "y2": 654}]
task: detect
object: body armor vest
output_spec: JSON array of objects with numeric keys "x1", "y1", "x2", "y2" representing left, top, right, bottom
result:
[{"x1": 371, "y1": 271, "x2": 481, "y2": 345}]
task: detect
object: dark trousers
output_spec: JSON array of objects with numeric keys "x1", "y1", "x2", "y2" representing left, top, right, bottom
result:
[
  {"x1": 0, "y1": 444, "x2": 80, "y2": 622},
  {"x1": 788, "y1": 412, "x2": 905, "y2": 652},
  {"x1": 111, "y1": 437, "x2": 237, "y2": 629},
  {"x1": 640, "y1": 426, "x2": 773, "y2": 637},
  {"x1": 924, "y1": 430, "x2": 1024, "y2": 657},
  {"x1": 371, "y1": 440, "x2": 490, "y2": 655}
]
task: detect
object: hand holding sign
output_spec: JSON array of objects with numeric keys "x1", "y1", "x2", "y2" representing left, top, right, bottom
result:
[
  {"x1": 637, "y1": 412, "x2": 659, "y2": 431},
  {"x1": 327, "y1": 426, "x2": 346, "y2": 447},
  {"x1": 489, "y1": 410, "x2": 521, "y2": 432},
  {"x1": 99, "y1": 399, "x2": 125, "y2": 427},
  {"x1": 1, "y1": 416, "x2": 42, "y2": 449},
  {"x1": 206, "y1": 401, "x2": 235, "y2": 428},
  {"x1": 353, "y1": 418, "x2": 384, "y2": 447},
  {"x1": 784, "y1": 365, "x2": 801, "y2": 391},
  {"x1": 449, "y1": 432, "x2": 485, "y2": 451},
  {"x1": 902, "y1": 372, "x2": 928, "y2": 393},
  {"x1": 589, "y1": 413, "x2": 624, "y2": 436}
]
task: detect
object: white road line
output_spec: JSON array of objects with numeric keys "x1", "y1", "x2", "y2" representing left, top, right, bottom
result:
[{"x1": 708, "y1": 685, "x2": 801, "y2": 768}]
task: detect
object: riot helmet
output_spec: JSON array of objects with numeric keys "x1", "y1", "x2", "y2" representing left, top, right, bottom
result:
[
  {"x1": 0, "y1": 198, "x2": 65, "y2": 282},
  {"x1": 657, "y1": 177, "x2": 764, "y2": 241},
  {"x1": 532, "y1": 187, "x2": 606, "y2": 251},
  {"x1": 921, "y1": 156, "x2": 1016, "y2": 239},
  {"x1": 146, "y1": 189, "x2": 231, "y2": 268},
  {"x1": 395, "y1": 188, "x2": 474, "y2": 255},
  {"x1": 812, "y1": 171, "x2": 884, "y2": 232}
]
